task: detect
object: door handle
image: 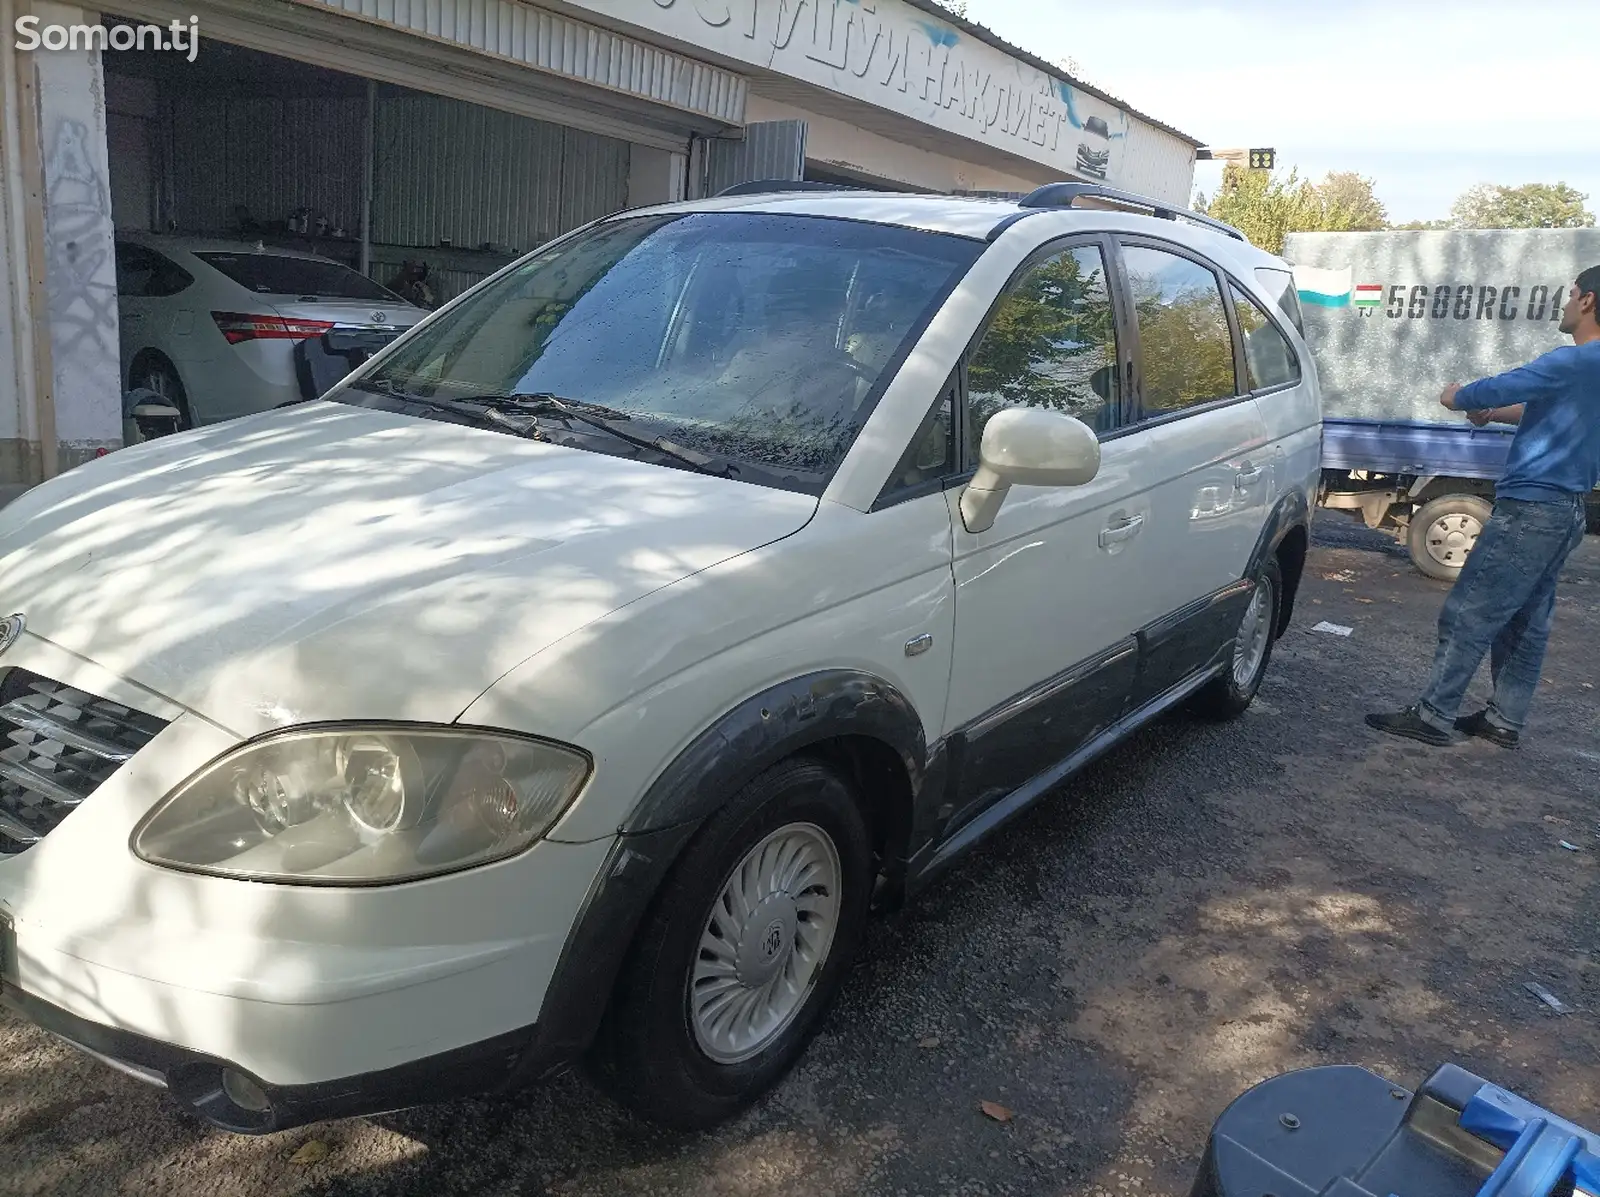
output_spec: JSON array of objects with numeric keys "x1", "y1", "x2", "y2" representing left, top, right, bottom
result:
[{"x1": 1098, "y1": 513, "x2": 1145, "y2": 547}]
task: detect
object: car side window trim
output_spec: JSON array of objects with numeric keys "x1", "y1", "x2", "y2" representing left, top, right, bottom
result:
[
  {"x1": 953, "y1": 232, "x2": 1131, "y2": 476},
  {"x1": 1111, "y1": 234, "x2": 1251, "y2": 428},
  {"x1": 1222, "y1": 274, "x2": 1304, "y2": 395},
  {"x1": 872, "y1": 366, "x2": 963, "y2": 511}
]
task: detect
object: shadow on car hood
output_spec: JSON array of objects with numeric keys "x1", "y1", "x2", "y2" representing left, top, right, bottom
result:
[{"x1": 0, "y1": 403, "x2": 818, "y2": 737}]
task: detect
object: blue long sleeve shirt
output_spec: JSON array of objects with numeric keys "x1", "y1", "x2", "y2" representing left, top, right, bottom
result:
[{"x1": 1455, "y1": 341, "x2": 1600, "y2": 501}]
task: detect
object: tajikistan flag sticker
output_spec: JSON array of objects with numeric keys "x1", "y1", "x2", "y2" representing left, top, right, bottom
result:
[
  {"x1": 1353, "y1": 284, "x2": 1383, "y2": 309},
  {"x1": 1294, "y1": 265, "x2": 1353, "y2": 307}
]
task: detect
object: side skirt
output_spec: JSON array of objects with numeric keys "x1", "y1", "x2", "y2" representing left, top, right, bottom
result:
[{"x1": 907, "y1": 659, "x2": 1225, "y2": 890}]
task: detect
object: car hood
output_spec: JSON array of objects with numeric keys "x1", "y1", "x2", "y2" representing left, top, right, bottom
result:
[{"x1": 0, "y1": 403, "x2": 817, "y2": 737}]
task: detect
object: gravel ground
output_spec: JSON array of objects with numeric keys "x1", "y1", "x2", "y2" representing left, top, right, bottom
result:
[{"x1": 3, "y1": 514, "x2": 1599, "y2": 1197}]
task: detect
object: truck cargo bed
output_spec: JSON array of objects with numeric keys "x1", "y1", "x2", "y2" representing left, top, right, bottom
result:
[{"x1": 1322, "y1": 417, "x2": 1514, "y2": 480}]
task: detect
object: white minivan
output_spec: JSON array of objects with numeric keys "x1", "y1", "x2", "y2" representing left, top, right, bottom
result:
[{"x1": 0, "y1": 184, "x2": 1319, "y2": 1133}]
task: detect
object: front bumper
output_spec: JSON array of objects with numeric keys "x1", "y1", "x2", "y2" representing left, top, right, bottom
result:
[
  {"x1": 1, "y1": 823, "x2": 695, "y2": 1132},
  {"x1": 2, "y1": 983, "x2": 548, "y2": 1133}
]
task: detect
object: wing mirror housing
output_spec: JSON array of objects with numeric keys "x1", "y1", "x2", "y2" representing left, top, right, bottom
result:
[{"x1": 959, "y1": 407, "x2": 1101, "y2": 534}]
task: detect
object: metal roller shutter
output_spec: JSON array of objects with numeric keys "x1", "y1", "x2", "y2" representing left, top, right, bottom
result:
[{"x1": 113, "y1": 0, "x2": 747, "y2": 152}]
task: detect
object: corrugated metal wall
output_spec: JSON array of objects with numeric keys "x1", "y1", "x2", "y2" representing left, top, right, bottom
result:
[
  {"x1": 704, "y1": 120, "x2": 806, "y2": 196},
  {"x1": 1116, "y1": 123, "x2": 1198, "y2": 209},
  {"x1": 372, "y1": 92, "x2": 627, "y2": 254},
  {"x1": 168, "y1": 95, "x2": 367, "y2": 235},
  {"x1": 303, "y1": 0, "x2": 746, "y2": 125},
  {"x1": 164, "y1": 89, "x2": 629, "y2": 292}
]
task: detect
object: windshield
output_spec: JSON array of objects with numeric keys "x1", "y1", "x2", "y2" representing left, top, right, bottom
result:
[
  {"x1": 336, "y1": 212, "x2": 982, "y2": 490},
  {"x1": 197, "y1": 252, "x2": 400, "y2": 302}
]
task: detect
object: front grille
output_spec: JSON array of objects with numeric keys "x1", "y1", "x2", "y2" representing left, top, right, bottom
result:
[{"x1": 0, "y1": 670, "x2": 168, "y2": 854}]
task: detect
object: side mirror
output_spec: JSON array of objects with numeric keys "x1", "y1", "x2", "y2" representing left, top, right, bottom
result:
[
  {"x1": 1088, "y1": 364, "x2": 1115, "y2": 402},
  {"x1": 959, "y1": 406, "x2": 1100, "y2": 534}
]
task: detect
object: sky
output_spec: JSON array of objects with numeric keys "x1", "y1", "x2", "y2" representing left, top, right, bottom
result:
[{"x1": 960, "y1": 0, "x2": 1599, "y2": 223}]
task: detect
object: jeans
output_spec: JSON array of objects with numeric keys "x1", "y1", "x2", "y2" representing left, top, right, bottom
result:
[{"x1": 1418, "y1": 494, "x2": 1588, "y2": 733}]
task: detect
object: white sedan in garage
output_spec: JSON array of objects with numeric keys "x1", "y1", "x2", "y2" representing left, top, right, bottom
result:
[{"x1": 115, "y1": 234, "x2": 426, "y2": 426}]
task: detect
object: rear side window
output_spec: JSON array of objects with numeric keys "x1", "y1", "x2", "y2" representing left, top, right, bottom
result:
[
  {"x1": 116, "y1": 244, "x2": 193, "y2": 298},
  {"x1": 196, "y1": 253, "x2": 397, "y2": 302},
  {"x1": 1254, "y1": 267, "x2": 1304, "y2": 334},
  {"x1": 1230, "y1": 285, "x2": 1301, "y2": 391},
  {"x1": 1121, "y1": 244, "x2": 1237, "y2": 416},
  {"x1": 115, "y1": 242, "x2": 157, "y2": 296}
]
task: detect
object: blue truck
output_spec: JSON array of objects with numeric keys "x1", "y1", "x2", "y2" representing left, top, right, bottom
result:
[{"x1": 1284, "y1": 228, "x2": 1600, "y2": 579}]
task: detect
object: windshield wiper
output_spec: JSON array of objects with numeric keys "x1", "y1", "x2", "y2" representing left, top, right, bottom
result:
[
  {"x1": 347, "y1": 377, "x2": 508, "y2": 426},
  {"x1": 457, "y1": 392, "x2": 737, "y2": 479}
]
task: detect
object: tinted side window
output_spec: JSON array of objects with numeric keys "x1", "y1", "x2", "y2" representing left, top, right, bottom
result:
[
  {"x1": 965, "y1": 243, "x2": 1120, "y2": 454},
  {"x1": 1122, "y1": 245, "x2": 1236, "y2": 416},
  {"x1": 1230, "y1": 285, "x2": 1300, "y2": 391},
  {"x1": 115, "y1": 242, "x2": 157, "y2": 296},
  {"x1": 1254, "y1": 267, "x2": 1305, "y2": 334},
  {"x1": 145, "y1": 252, "x2": 194, "y2": 298},
  {"x1": 196, "y1": 253, "x2": 397, "y2": 301}
]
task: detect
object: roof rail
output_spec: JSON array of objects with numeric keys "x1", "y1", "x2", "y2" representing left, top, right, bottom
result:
[
  {"x1": 715, "y1": 179, "x2": 864, "y2": 198},
  {"x1": 1015, "y1": 182, "x2": 1247, "y2": 242}
]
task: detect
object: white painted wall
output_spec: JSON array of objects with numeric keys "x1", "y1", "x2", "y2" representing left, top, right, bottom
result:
[
  {"x1": 0, "y1": 223, "x2": 15, "y2": 450},
  {"x1": 30, "y1": 2, "x2": 123, "y2": 462},
  {"x1": 1, "y1": 0, "x2": 31, "y2": 464}
]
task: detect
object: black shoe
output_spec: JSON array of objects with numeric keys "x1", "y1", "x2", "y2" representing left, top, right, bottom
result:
[
  {"x1": 1455, "y1": 710, "x2": 1520, "y2": 749},
  {"x1": 1365, "y1": 706, "x2": 1458, "y2": 746}
]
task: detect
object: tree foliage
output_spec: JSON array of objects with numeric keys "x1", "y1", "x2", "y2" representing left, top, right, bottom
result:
[
  {"x1": 1195, "y1": 162, "x2": 1596, "y2": 240},
  {"x1": 1448, "y1": 183, "x2": 1595, "y2": 229},
  {"x1": 1131, "y1": 285, "x2": 1236, "y2": 411},
  {"x1": 967, "y1": 249, "x2": 1115, "y2": 427},
  {"x1": 1196, "y1": 165, "x2": 1387, "y2": 254},
  {"x1": 1315, "y1": 171, "x2": 1389, "y2": 231}
]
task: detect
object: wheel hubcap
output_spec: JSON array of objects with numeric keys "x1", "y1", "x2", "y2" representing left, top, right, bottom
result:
[
  {"x1": 689, "y1": 822, "x2": 841, "y2": 1065},
  {"x1": 1425, "y1": 513, "x2": 1482, "y2": 569},
  {"x1": 1232, "y1": 580, "x2": 1272, "y2": 688}
]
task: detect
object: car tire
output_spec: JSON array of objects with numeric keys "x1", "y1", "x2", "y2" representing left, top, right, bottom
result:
[
  {"x1": 1192, "y1": 556, "x2": 1282, "y2": 721},
  {"x1": 1408, "y1": 494, "x2": 1491, "y2": 581},
  {"x1": 129, "y1": 355, "x2": 193, "y2": 429},
  {"x1": 592, "y1": 756, "x2": 872, "y2": 1129}
]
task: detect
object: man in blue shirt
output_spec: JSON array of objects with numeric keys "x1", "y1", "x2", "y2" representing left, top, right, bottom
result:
[{"x1": 1368, "y1": 265, "x2": 1600, "y2": 747}]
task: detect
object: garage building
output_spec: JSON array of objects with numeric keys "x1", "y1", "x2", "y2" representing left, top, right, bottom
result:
[{"x1": 0, "y1": 0, "x2": 1201, "y2": 486}]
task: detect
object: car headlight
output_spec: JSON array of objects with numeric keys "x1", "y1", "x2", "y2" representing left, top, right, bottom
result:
[{"x1": 132, "y1": 726, "x2": 591, "y2": 885}]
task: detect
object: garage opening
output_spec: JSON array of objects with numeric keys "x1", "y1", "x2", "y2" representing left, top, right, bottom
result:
[{"x1": 101, "y1": 26, "x2": 635, "y2": 427}]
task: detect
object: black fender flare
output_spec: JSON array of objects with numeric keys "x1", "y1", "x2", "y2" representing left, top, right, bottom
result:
[
  {"x1": 518, "y1": 670, "x2": 929, "y2": 1077},
  {"x1": 621, "y1": 669, "x2": 929, "y2": 834},
  {"x1": 1246, "y1": 488, "x2": 1312, "y2": 634}
]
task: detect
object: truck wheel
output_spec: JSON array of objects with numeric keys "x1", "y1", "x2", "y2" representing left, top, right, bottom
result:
[
  {"x1": 592, "y1": 756, "x2": 872, "y2": 1129},
  {"x1": 1408, "y1": 494, "x2": 1491, "y2": 581}
]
